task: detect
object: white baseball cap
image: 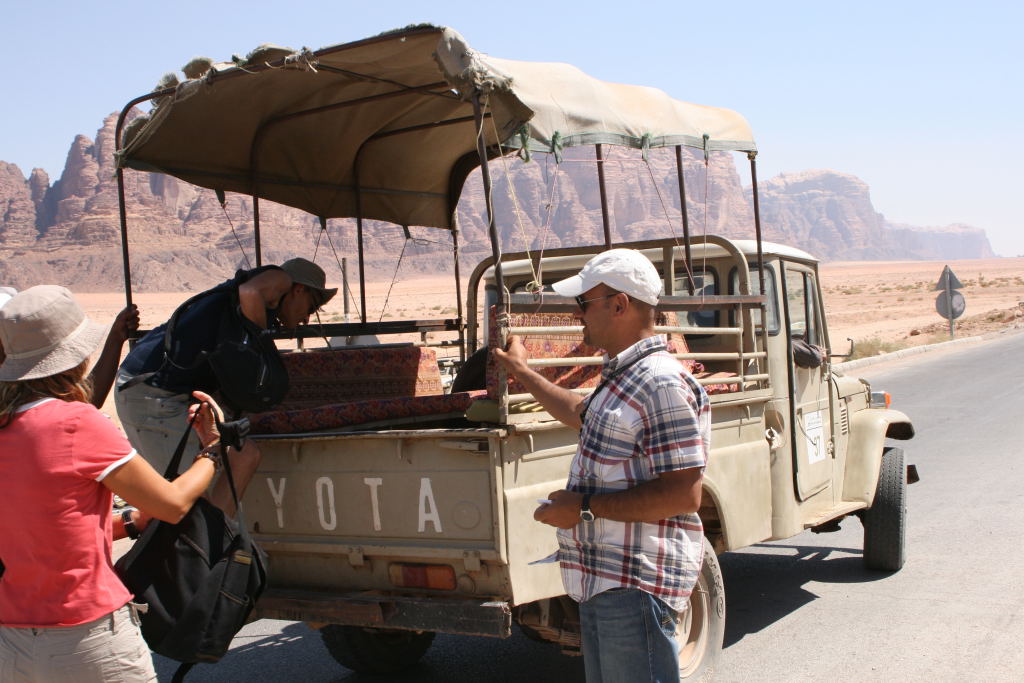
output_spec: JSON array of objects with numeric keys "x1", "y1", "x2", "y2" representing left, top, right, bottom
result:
[
  {"x1": 552, "y1": 249, "x2": 663, "y2": 306},
  {"x1": 0, "y1": 286, "x2": 16, "y2": 309}
]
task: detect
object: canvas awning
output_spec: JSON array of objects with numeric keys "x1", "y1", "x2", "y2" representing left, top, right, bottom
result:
[{"x1": 117, "y1": 25, "x2": 756, "y2": 229}]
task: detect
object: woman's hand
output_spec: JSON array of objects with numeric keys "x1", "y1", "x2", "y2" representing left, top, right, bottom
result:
[{"x1": 189, "y1": 390, "x2": 223, "y2": 448}]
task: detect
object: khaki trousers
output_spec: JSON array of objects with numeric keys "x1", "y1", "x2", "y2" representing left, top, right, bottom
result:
[
  {"x1": 114, "y1": 369, "x2": 200, "y2": 476},
  {"x1": 0, "y1": 604, "x2": 156, "y2": 683}
]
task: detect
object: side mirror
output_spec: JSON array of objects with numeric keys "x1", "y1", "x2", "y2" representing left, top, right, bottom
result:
[{"x1": 829, "y1": 337, "x2": 855, "y2": 359}]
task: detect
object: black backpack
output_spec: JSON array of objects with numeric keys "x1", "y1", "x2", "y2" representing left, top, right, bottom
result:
[
  {"x1": 163, "y1": 277, "x2": 289, "y2": 414},
  {"x1": 115, "y1": 418, "x2": 268, "y2": 682}
]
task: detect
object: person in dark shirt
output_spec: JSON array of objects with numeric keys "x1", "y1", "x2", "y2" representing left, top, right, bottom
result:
[{"x1": 115, "y1": 258, "x2": 336, "y2": 473}]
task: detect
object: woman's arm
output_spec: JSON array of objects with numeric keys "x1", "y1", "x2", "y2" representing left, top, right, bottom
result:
[
  {"x1": 105, "y1": 391, "x2": 262, "y2": 529},
  {"x1": 112, "y1": 508, "x2": 151, "y2": 541},
  {"x1": 103, "y1": 391, "x2": 230, "y2": 523}
]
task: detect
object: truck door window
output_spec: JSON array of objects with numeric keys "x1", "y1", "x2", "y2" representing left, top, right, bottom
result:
[
  {"x1": 785, "y1": 269, "x2": 820, "y2": 345},
  {"x1": 730, "y1": 265, "x2": 779, "y2": 335},
  {"x1": 673, "y1": 269, "x2": 718, "y2": 329}
]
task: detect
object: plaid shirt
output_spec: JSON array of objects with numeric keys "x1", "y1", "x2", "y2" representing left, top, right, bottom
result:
[{"x1": 557, "y1": 335, "x2": 710, "y2": 611}]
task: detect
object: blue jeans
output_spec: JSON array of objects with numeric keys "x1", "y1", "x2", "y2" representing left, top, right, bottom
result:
[{"x1": 579, "y1": 588, "x2": 680, "y2": 683}]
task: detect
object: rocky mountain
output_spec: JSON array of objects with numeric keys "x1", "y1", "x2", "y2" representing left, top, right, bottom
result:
[
  {"x1": 750, "y1": 170, "x2": 995, "y2": 261},
  {"x1": 0, "y1": 114, "x2": 995, "y2": 292}
]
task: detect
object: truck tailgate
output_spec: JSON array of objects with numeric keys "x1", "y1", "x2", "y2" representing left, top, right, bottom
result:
[{"x1": 246, "y1": 428, "x2": 507, "y2": 594}]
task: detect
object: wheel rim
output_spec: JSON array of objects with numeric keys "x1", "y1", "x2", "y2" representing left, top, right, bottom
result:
[{"x1": 677, "y1": 573, "x2": 710, "y2": 677}]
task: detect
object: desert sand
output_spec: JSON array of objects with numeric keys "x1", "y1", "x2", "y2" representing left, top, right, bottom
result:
[
  {"x1": 818, "y1": 257, "x2": 1024, "y2": 348},
  {"x1": 76, "y1": 256, "x2": 1024, "y2": 350},
  {"x1": 66, "y1": 256, "x2": 1023, "y2": 421}
]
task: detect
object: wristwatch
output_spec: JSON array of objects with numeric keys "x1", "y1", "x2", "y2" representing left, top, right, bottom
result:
[
  {"x1": 121, "y1": 508, "x2": 140, "y2": 540},
  {"x1": 580, "y1": 494, "x2": 595, "y2": 522}
]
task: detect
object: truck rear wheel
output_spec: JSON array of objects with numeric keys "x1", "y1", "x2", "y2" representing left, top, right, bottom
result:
[
  {"x1": 678, "y1": 536, "x2": 725, "y2": 681},
  {"x1": 862, "y1": 446, "x2": 907, "y2": 571},
  {"x1": 320, "y1": 625, "x2": 435, "y2": 674}
]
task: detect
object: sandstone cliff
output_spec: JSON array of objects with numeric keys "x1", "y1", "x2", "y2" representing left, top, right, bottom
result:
[
  {"x1": 751, "y1": 170, "x2": 995, "y2": 261},
  {"x1": 0, "y1": 115, "x2": 995, "y2": 292}
]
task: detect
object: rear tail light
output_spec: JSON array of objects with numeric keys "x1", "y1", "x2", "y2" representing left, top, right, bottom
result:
[{"x1": 388, "y1": 563, "x2": 456, "y2": 590}]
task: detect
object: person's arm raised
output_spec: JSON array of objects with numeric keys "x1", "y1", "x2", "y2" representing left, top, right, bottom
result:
[
  {"x1": 89, "y1": 304, "x2": 139, "y2": 408},
  {"x1": 102, "y1": 392, "x2": 223, "y2": 523},
  {"x1": 491, "y1": 335, "x2": 585, "y2": 429}
]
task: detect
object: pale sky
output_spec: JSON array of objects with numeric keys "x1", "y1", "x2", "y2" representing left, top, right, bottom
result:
[{"x1": 3, "y1": 1, "x2": 1021, "y2": 254}]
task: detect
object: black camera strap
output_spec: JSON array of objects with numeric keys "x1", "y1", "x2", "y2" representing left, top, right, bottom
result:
[{"x1": 163, "y1": 408, "x2": 249, "y2": 528}]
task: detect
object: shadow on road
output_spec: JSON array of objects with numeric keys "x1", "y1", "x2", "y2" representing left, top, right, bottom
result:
[
  {"x1": 720, "y1": 543, "x2": 894, "y2": 648},
  {"x1": 154, "y1": 543, "x2": 896, "y2": 681},
  {"x1": 155, "y1": 620, "x2": 585, "y2": 682}
]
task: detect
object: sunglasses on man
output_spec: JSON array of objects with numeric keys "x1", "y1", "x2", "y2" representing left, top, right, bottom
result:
[{"x1": 574, "y1": 292, "x2": 620, "y2": 311}]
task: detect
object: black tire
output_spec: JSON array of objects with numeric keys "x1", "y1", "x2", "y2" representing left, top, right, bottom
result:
[
  {"x1": 678, "y1": 536, "x2": 726, "y2": 681},
  {"x1": 862, "y1": 446, "x2": 907, "y2": 571},
  {"x1": 320, "y1": 625, "x2": 435, "y2": 674}
]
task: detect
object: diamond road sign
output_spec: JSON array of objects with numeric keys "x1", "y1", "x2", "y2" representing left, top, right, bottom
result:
[{"x1": 933, "y1": 265, "x2": 963, "y2": 291}]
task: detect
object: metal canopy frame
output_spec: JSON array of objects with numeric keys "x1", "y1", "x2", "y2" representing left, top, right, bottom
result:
[{"x1": 113, "y1": 26, "x2": 766, "y2": 375}]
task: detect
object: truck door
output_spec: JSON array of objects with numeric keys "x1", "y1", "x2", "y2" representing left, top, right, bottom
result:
[{"x1": 783, "y1": 263, "x2": 833, "y2": 500}]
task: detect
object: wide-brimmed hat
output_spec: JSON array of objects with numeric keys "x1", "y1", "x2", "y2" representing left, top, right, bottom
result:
[
  {"x1": 280, "y1": 258, "x2": 338, "y2": 309},
  {"x1": 0, "y1": 286, "x2": 107, "y2": 382},
  {"x1": 552, "y1": 248, "x2": 663, "y2": 306}
]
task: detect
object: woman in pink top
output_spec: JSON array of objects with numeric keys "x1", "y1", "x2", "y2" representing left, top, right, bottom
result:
[{"x1": 0, "y1": 286, "x2": 259, "y2": 682}]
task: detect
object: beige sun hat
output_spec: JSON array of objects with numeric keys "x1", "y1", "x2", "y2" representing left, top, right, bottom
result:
[
  {"x1": 280, "y1": 258, "x2": 338, "y2": 308},
  {"x1": 0, "y1": 286, "x2": 107, "y2": 382}
]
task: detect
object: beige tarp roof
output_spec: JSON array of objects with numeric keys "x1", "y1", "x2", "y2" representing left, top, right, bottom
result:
[{"x1": 118, "y1": 25, "x2": 756, "y2": 229}]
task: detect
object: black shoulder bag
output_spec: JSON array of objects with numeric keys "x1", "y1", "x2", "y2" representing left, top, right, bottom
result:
[
  {"x1": 163, "y1": 283, "x2": 289, "y2": 414},
  {"x1": 115, "y1": 416, "x2": 268, "y2": 682}
]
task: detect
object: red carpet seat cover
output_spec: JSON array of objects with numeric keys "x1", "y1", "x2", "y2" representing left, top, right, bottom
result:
[{"x1": 249, "y1": 346, "x2": 483, "y2": 434}]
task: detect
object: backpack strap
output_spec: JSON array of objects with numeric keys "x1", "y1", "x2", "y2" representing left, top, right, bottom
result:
[
  {"x1": 162, "y1": 266, "x2": 273, "y2": 373},
  {"x1": 162, "y1": 288, "x2": 223, "y2": 372},
  {"x1": 164, "y1": 409, "x2": 202, "y2": 480},
  {"x1": 171, "y1": 662, "x2": 195, "y2": 683}
]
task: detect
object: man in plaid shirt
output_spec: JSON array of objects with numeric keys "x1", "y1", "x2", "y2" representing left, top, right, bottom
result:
[{"x1": 494, "y1": 249, "x2": 710, "y2": 683}]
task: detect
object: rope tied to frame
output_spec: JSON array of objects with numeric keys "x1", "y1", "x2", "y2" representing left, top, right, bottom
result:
[
  {"x1": 489, "y1": 112, "x2": 557, "y2": 301},
  {"x1": 215, "y1": 189, "x2": 252, "y2": 269},
  {"x1": 550, "y1": 131, "x2": 564, "y2": 163},
  {"x1": 312, "y1": 216, "x2": 361, "y2": 321},
  {"x1": 641, "y1": 150, "x2": 699, "y2": 305},
  {"x1": 516, "y1": 125, "x2": 532, "y2": 163},
  {"x1": 378, "y1": 225, "x2": 412, "y2": 323}
]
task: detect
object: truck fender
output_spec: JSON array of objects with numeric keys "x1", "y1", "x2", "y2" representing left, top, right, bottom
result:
[
  {"x1": 842, "y1": 409, "x2": 914, "y2": 505},
  {"x1": 699, "y1": 439, "x2": 773, "y2": 553}
]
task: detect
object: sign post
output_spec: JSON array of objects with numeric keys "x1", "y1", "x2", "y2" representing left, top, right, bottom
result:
[{"x1": 933, "y1": 265, "x2": 965, "y2": 339}]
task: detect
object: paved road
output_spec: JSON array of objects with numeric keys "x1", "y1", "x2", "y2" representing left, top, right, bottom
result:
[{"x1": 156, "y1": 331, "x2": 1024, "y2": 682}]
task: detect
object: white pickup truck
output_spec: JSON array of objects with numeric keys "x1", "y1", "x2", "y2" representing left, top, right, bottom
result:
[{"x1": 113, "y1": 25, "x2": 916, "y2": 680}]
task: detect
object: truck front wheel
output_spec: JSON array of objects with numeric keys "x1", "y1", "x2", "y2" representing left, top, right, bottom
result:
[
  {"x1": 678, "y1": 536, "x2": 726, "y2": 680},
  {"x1": 320, "y1": 625, "x2": 435, "y2": 674},
  {"x1": 862, "y1": 446, "x2": 907, "y2": 571}
]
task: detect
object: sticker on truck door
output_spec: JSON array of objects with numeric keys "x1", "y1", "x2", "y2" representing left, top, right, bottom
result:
[{"x1": 805, "y1": 410, "x2": 826, "y2": 464}]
